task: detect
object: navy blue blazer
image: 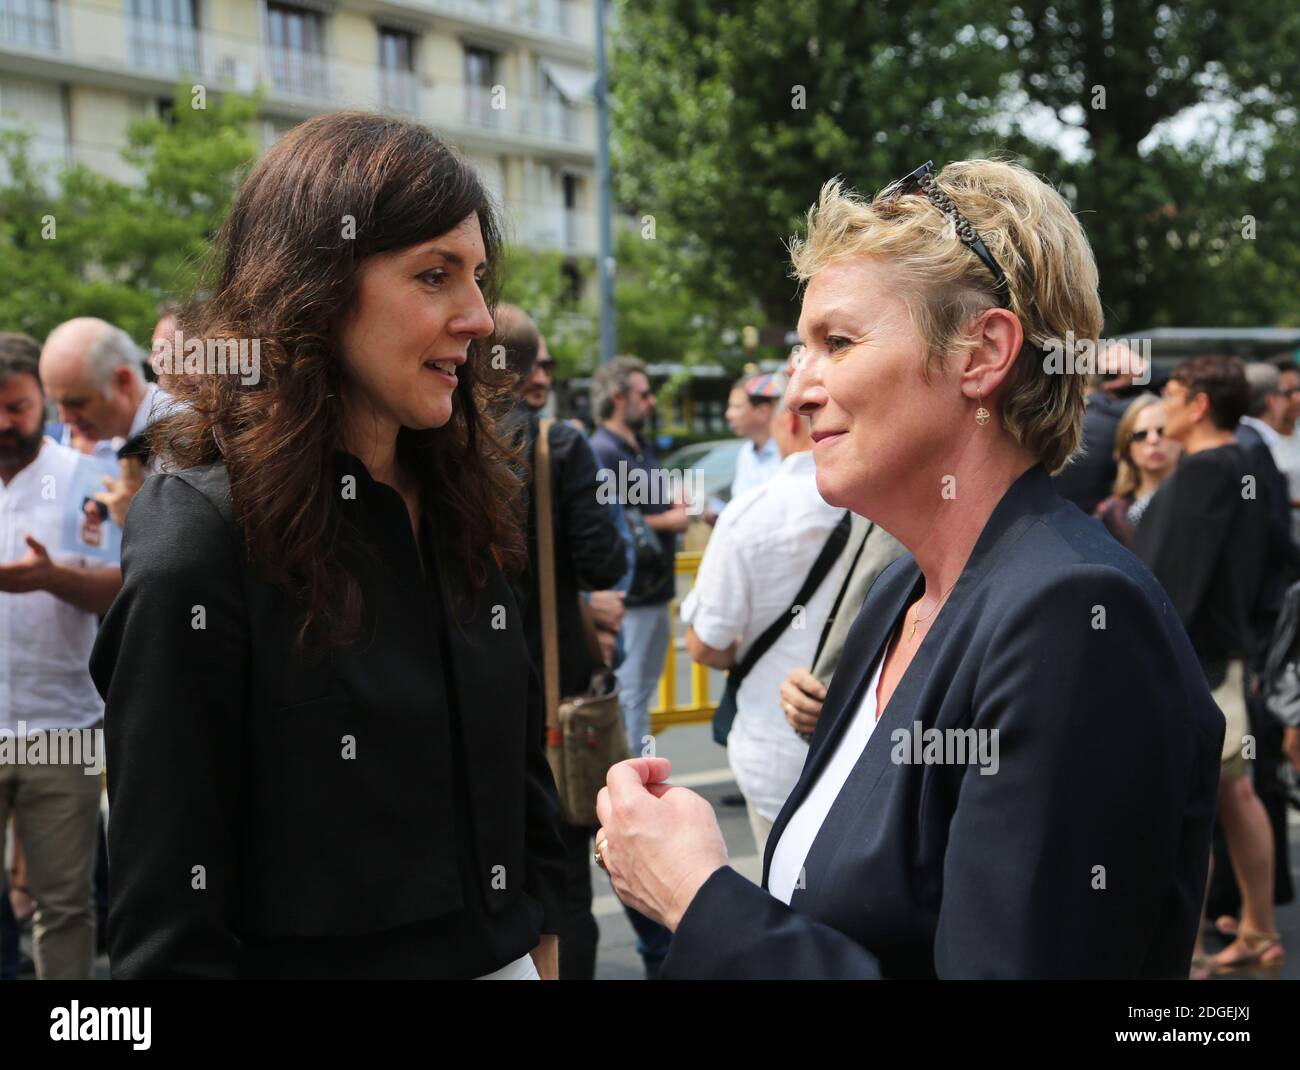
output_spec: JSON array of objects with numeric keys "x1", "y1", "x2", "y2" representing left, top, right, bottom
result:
[{"x1": 662, "y1": 464, "x2": 1223, "y2": 979}]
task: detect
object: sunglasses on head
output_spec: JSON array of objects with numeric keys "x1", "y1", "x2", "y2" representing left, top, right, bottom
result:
[{"x1": 879, "y1": 161, "x2": 1012, "y2": 309}]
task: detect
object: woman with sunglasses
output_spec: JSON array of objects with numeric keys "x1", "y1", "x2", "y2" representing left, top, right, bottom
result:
[
  {"x1": 1094, "y1": 393, "x2": 1180, "y2": 547},
  {"x1": 589, "y1": 160, "x2": 1224, "y2": 979}
]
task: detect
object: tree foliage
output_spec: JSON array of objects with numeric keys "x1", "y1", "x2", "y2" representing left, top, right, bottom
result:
[
  {"x1": 0, "y1": 87, "x2": 259, "y2": 343},
  {"x1": 612, "y1": 0, "x2": 1300, "y2": 338},
  {"x1": 497, "y1": 245, "x2": 599, "y2": 375}
]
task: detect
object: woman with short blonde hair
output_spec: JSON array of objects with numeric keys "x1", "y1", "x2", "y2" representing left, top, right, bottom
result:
[{"x1": 591, "y1": 160, "x2": 1223, "y2": 980}]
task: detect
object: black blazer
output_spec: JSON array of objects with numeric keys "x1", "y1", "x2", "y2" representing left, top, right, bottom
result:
[
  {"x1": 90, "y1": 457, "x2": 568, "y2": 978},
  {"x1": 662, "y1": 465, "x2": 1223, "y2": 979}
]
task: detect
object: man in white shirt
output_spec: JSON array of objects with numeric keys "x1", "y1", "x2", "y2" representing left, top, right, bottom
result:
[
  {"x1": 726, "y1": 373, "x2": 782, "y2": 502},
  {"x1": 0, "y1": 334, "x2": 121, "y2": 978},
  {"x1": 683, "y1": 374, "x2": 847, "y2": 854}
]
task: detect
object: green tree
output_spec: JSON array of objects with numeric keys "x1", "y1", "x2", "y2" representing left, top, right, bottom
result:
[
  {"x1": 1002, "y1": 1, "x2": 1300, "y2": 330},
  {"x1": 497, "y1": 246, "x2": 599, "y2": 375},
  {"x1": 0, "y1": 86, "x2": 258, "y2": 343},
  {"x1": 611, "y1": 0, "x2": 1015, "y2": 333},
  {"x1": 612, "y1": 0, "x2": 1300, "y2": 337},
  {"x1": 614, "y1": 225, "x2": 761, "y2": 371}
]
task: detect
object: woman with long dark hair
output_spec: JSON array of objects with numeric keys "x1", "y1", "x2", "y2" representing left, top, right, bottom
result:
[{"x1": 90, "y1": 112, "x2": 567, "y2": 979}]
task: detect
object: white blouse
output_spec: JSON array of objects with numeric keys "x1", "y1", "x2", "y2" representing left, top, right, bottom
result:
[{"x1": 768, "y1": 653, "x2": 887, "y2": 906}]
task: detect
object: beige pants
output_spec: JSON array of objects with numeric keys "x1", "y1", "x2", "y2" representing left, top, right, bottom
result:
[
  {"x1": 0, "y1": 730, "x2": 102, "y2": 979},
  {"x1": 1213, "y1": 660, "x2": 1250, "y2": 781},
  {"x1": 745, "y1": 800, "x2": 774, "y2": 858}
]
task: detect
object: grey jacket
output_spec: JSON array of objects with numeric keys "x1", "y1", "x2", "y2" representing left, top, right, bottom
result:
[{"x1": 810, "y1": 513, "x2": 906, "y2": 687}]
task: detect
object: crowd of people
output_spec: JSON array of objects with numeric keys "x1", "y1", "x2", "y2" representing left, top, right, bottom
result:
[{"x1": 2, "y1": 111, "x2": 1299, "y2": 980}]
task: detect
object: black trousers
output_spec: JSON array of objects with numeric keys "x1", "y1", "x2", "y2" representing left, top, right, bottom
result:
[{"x1": 557, "y1": 821, "x2": 599, "y2": 980}]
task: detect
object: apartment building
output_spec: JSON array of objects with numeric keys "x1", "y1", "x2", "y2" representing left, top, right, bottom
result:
[{"x1": 0, "y1": 0, "x2": 598, "y2": 261}]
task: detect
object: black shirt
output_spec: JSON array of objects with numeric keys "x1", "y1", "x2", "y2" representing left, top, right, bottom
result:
[
  {"x1": 242, "y1": 487, "x2": 543, "y2": 978},
  {"x1": 92, "y1": 450, "x2": 566, "y2": 978}
]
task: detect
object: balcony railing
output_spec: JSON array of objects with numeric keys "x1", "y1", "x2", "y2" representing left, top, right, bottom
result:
[
  {"x1": 0, "y1": 1, "x2": 597, "y2": 155},
  {"x1": 424, "y1": 0, "x2": 585, "y2": 43},
  {"x1": 267, "y1": 42, "x2": 331, "y2": 100},
  {"x1": 127, "y1": 16, "x2": 201, "y2": 77},
  {"x1": 0, "y1": 0, "x2": 59, "y2": 52},
  {"x1": 463, "y1": 83, "x2": 503, "y2": 131},
  {"x1": 511, "y1": 202, "x2": 596, "y2": 256},
  {"x1": 460, "y1": 83, "x2": 591, "y2": 150},
  {"x1": 378, "y1": 67, "x2": 418, "y2": 115}
]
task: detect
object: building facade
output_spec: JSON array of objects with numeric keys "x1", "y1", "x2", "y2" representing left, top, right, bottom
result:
[{"x1": 0, "y1": 0, "x2": 597, "y2": 259}]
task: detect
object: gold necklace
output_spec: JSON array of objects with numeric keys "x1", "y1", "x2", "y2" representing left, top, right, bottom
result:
[{"x1": 908, "y1": 579, "x2": 958, "y2": 640}]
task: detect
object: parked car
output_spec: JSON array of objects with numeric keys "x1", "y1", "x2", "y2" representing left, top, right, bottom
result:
[{"x1": 664, "y1": 439, "x2": 743, "y2": 510}]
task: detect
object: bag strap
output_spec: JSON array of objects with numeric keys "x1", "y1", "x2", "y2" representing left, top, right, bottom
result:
[
  {"x1": 535, "y1": 418, "x2": 563, "y2": 743},
  {"x1": 811, "y1": 519, "x2": 873, "y2": 668},
  {"x1": 726, "y1": 511, "x2": 851, "y2": 693}
]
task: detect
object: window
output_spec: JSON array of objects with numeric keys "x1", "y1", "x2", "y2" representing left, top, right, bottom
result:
[
  {"x1": 267, "y1": 2, "x2": 328, "y2": 98},
  {"x1": 0, "y1": 0, "x2": 60, "y2": 51},
  {"x1": 378, "y1": 27, "x2": 413, "y2": 72},
  {"x1": 463, "y1": 45, "x2": 497, "y2": 88},
  {"x1": 463, "y1": 46, "x2": 499, "y2": 128},
  {"x1": 377, "y1": 26, "x2": 416, "y2": 113},
  {"x1": 127, "y1": 0, "x2": 201, "y2": 76}
]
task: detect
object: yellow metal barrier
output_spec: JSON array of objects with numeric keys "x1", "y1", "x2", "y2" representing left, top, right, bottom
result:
[{"x1": 649, "y1": 550, "x2": 717, "y2": 734}]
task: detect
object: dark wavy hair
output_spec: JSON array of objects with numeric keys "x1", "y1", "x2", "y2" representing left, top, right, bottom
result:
[
  {"x1": 152, "y1": 111, "x2": 525, "y2": 651},
  {"x1": 1169, "y1": 354, "x2": 1250, "y2": 432}
]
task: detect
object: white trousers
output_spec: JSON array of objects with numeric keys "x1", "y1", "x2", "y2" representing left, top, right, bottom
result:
[{"x1": 476, "y1": 954, "x2": 540, "y2": 980}]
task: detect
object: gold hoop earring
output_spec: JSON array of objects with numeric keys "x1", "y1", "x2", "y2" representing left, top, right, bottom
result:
[{"x1": 975, "y1": 387, "x2": 990, "y2": 426}]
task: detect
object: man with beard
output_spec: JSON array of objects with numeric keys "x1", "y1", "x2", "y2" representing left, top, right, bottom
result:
[{"x1": 0, "y1": 333, "x2": 121, "y2": 978}]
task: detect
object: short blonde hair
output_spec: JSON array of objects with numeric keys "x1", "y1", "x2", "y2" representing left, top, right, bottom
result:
[{"x1": 789, "y1": 160, "x2": 1103, "y2": 473}]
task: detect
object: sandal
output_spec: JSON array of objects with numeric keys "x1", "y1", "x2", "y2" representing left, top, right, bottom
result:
[{"x1": 1210, "y1": 929, "x2": 1284, "y2": 973}]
